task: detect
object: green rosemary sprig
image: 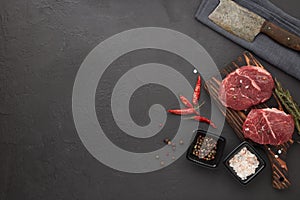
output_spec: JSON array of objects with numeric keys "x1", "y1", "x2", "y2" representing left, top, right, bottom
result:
[{"x1": 274, "y1": 79, "x2": 300, "y2": 135}]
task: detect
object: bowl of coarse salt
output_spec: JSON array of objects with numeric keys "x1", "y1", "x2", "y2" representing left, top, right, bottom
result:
[{"x1": 223, "y1": 141, "x2": 266, "y2": 185}]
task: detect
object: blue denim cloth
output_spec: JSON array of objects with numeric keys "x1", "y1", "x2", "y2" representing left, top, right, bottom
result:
[{"x1": 195, "y1": 0, "x2": 300, "y2": 80}]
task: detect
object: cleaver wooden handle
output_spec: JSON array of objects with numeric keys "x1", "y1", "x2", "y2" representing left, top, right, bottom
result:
[{"x1": 261, "y1": 21, "x2": 300, "y2": 51}]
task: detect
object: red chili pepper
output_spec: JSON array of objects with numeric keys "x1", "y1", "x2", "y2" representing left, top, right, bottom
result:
[
  {"x1": 191, "y1": 115, "x2": 217, "y2": 128},
  {"x1": 192, "y1": 75, "x2": 201, "y2": 105},
  {"x1": 168, "y1": 108, "x2": 199, "y2": 115},
  {"x1": 179, "y1": 95, "x2": 193, "y2": 108}
]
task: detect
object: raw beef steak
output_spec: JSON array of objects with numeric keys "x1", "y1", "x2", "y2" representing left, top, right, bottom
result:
[
  {"x1": 243, "y1": 108, "x2": 294, "y2": 145},
  {"x1": 219, "y1": 66, "x2": 274, "y2": 110}
]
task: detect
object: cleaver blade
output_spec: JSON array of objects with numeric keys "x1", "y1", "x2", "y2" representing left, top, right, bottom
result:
[{"x1": 208, "y1": 0, "x2": 300, "y2": 51}]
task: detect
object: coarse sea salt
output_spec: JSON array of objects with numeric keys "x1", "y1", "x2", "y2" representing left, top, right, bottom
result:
[{"x1": 229, "y1": 147, "x2": 259, "y2": 180}]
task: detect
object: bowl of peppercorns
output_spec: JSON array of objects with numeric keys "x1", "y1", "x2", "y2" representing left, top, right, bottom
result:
[{"x1": 186, "y1": 129, "x2": 226, "y2": 168}]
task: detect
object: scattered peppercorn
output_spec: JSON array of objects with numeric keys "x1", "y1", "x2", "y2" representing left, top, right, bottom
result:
[{"x1": 164, "y1": 138, "x2": 172, "y2": 145}]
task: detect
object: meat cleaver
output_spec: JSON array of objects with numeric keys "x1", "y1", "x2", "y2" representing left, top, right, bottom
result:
[{"x1": 208, "y1": 0, "x2": 300, "y2": 51}]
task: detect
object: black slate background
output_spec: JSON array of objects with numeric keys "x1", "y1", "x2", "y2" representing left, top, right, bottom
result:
[{"x1": 0, "y1": 0, "x2": 300, "y2": 199}]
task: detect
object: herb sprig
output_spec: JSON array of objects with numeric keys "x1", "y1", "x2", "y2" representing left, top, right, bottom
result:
[{"x1": 275, "y1": 79, "x2": 300, "y2": 135}]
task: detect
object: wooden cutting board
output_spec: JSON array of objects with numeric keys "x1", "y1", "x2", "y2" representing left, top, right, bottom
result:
[{"x1": 204, "y1": 51, "x2": 294, "y2": 189}]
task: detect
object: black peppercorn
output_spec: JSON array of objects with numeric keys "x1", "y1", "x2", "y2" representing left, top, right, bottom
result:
[{"x1": 192, "y1": 135, "x2": 218, "y2": 161}]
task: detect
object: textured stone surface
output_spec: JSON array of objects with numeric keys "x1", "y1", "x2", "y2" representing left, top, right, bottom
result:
[{"x1": 0, "y1": 0, "x2": 300, "y2": 199}]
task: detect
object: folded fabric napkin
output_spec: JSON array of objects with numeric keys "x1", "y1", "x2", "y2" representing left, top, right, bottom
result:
[{"x1": 195, "y1": 0, "x2": 300, "y2": 80}]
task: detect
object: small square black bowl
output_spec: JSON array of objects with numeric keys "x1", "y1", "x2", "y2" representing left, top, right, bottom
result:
[
  {"x1": 223, "y1": 141, "x2": 266, "y2": 185},
  {"x1": 186, "y1": 129, "x2": 226, "y2": 168}
]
